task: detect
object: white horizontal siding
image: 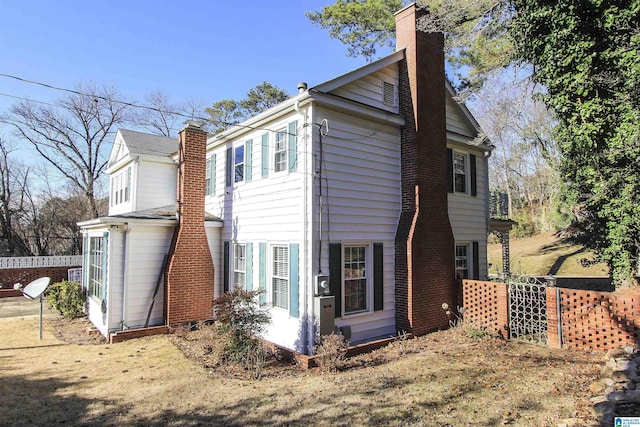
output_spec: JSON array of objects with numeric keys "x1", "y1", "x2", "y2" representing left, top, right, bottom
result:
[
  {"x1": 205, "y1": 111, "x2": 308, "y2": 352},
  {"x1": 329, "y1": 65, "x2": 399, "y2": 114},
  {"x1": 135, "y1": 161, "x2": 177, "y2": 211},
  {"x1": 448, "y1": 143, "x2": 489, "y2": 279},
  {"x1": 121, "y1": 224, "x2": 175, "y2": 330},
  {"x1": 108, "y1": 230, "x2": 125, "y2": 333},
  {"x1": 314, "y1": 106, "x2": 401, "y2": 344},
  {"x1": 446, "y1": 95, "x2": 476, "y2": 137}
]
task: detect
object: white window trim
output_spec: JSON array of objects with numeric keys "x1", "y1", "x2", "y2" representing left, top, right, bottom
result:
[
  {"x1": 231, "y1": 142, "x2": 247, "y2": 185},
  {"x1": 88, "y1": 235, "x2": 105, "y2": 302},
  {"x1": 205, "y1": 155, "x2": 215, "y2": 196},
  {"x1": 233, "y1": 242, "x2": 246, "y2": 290},
  {"x1": 342, "y1": 242, "x2": 372, "y2": 317},
  {"x1": 455, "y1": 242, "x2": 471, "y2": 280},
  {"x1": 110, "y1": 166, "x2": 131, "y2": 207},
  {"x1": 270, "y1": 244, "x2": 289, "y2": 311},
  {"x1": 273, "y1": 128, "x2": 288, "y2": 174},
  {"x1": 452, "y1": 150, "x2": 468, "y2": 195}
]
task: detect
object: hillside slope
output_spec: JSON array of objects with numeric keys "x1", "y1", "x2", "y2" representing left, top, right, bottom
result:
[{"x1": 487, "y1": 231, "x2": 610, "y2": 277}]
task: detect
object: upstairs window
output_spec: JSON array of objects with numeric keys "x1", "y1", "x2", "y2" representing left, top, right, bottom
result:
[
  {"x1": 111, "y1": 167, "x2": 131, "y2": 206},
  {"x1": 453, "y1": 152, "x2": 467, "y2": 193},
  {"x1": 234, "y1": 145, "x2": 244, "y2": 183},
  {"x1": 205, "y1": 155, "x2": 215, "y2": 196},
  {"x1": 274, "y1": 129, "x2": 287, "y2": 172}
]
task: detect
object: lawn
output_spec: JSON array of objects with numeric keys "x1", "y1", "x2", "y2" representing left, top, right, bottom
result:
[
  {"x1": 488, "y1": 231, "x2": 610, "y2": 277},
  {"x1": 0, "y1": 315, "x2": 603, "y2": 426}
]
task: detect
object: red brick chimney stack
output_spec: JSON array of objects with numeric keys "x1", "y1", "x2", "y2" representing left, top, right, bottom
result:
[
  {"x1": 165, "y1": 121, "x2": 215, "y2": 327},
  {"x1": 394, "y1": 4, "x2": 456, "y2": 335}
]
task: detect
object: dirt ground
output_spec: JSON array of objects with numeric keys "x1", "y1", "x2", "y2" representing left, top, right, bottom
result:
[{"x1": 0, "y1": 315, "x2": 604, "y2": 426}]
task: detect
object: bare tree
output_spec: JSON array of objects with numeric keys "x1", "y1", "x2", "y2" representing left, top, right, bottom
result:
[
  {"x1": 0, "y1": 138, "x2": 32, "y2": 256},
  {"x1": 133, "y1": 89, "x2": 181, "y2": 137},
  {"x1": 133, "y1": 90, "x2": 209, "y2": 138},
  {"x1": 471, "y1": 73, "x2": 561, "y2": 233},
  {"x1": 7, "y1": 83, "x2": 132, "y2": 218}
]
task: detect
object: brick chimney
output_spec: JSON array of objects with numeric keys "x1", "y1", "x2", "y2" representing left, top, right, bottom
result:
[
  {"x1": 394, "y1": 4, "x2": 456, "y2": 335},
  {"x1": 165, "y1": 121, "x2": 215, "y2": 327}
]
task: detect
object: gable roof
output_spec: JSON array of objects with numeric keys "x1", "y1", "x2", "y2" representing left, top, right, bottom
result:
[{"x1": 118, "y1": 129, "x2": 178, "y2": 157}]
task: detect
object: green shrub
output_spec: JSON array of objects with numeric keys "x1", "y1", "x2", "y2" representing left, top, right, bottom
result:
[
  {"x1": 212, "y1": 288, "x2": 271, "y2": 371},
  {"x1": 47, "y1": 280, "x2": 86, "y2": 319}
]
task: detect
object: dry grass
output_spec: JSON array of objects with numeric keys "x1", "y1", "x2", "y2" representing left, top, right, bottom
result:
[
  {"x1": 0, "y1": 315, "x2": 604, "y2": 426},
  {"x1": 488, "y1": 231, "x2": 610, "y2": 277}
]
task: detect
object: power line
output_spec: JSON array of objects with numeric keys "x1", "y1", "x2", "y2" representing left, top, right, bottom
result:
[{"x1": 0, "y1": 72, "x2": 302, "y2": 138}]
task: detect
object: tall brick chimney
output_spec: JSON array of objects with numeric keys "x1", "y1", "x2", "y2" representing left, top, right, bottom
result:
[
  {"x1": 165, "y1": 121, "x2": 215, "y2": 327},
  {"x1": 394, "y1": 4, "x2": 456, "y2": 335}
]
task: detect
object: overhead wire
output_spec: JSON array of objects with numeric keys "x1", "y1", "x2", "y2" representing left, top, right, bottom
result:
[{"x1": 0, "y1": 72, "x2": 303, "y2": 138}]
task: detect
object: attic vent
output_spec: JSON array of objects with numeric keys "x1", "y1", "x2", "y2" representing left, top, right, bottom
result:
[{"x1": 382, "y1": 81, "x2": 397, "y2": 107}]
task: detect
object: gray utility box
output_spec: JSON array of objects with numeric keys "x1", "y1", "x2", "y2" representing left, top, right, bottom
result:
[{"x1": 314, "y1": 295, "x2": 335, "y2": 337}]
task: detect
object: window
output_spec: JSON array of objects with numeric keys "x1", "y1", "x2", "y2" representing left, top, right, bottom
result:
[
  {"x1": 272, "y1": 245, "x2": 289, "y2": 309},
  {"x1": 234, "y1": 145, "x2": 244, "y2": 183},
  {"x1": 205, "y1": 155, "x2": 215, "y2": 196},
  {"x1": 233, "y1": 243, "x2": 246, "y2": 289},
  {"x1": 455, "y1": 244, "x2": 469, "y2": 279},
  {"x1": 344, "y1": 246, "x2": 367, "y2": 314},
  {"x1": 111, "y1": 167, "x2": 131, "y2": 206},
  {"x1": 274, "y1": 129, "x2": 287, "y2": 172},
  {"x1": 88, "y1": 236, "x2": 105, "y2": 300},
  {"x1": 453, "y1": 152, "x2": 467, "y2": 193}
]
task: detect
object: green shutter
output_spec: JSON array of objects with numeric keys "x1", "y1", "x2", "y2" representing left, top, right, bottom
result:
[
  {"x1": 245, "y1": 140, "x2": 253, "y2": 182},
  {"x1": 373, "y1": 243, "x2": 384, "y2": 311},
  {"x1": 225, "y1": 147, "x2": 232, "y2": 187},
  {"x1": 289, "y1": 243, "x2": 299, "y2": 318},
  {"x1": 472, "y1": 241, "x2": 480, "y2": 280},
  {"x1": 261, "y1": 133, "x2": 269, "y2": 178},
  {"x1": 259, "y1": 242, "x2": 266, "y2": 305},
  {"x1": 447, "y1": 148, "x2": 453, "y2": 193},
  {"x1": 223, "y1": 241, "x2": 230, "y2": 292},
  {"x1": 470, "y1": 154, "x2": 477, "y2": 197},
  {"x1": 329, "y1": 243, "x2": 342, "y2": 317},
  {"x1": 288, "y1": 121, "x2": 298, "y2": 171},
  {"x1": 246, "y1": 242, "x2": 253, "y2": 291}
]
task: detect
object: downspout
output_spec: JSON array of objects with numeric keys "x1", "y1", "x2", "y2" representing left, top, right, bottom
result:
[
  {"x1": 484, "y1": 149, "x2": 492, "y2": 235},
  {"x1": 121, "y1": 223, "x2": 130, "y2": 330}
]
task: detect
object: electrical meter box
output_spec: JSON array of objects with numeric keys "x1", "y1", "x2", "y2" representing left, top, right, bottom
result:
[
  {"x1": 314, "y1": 274, "x2": 330, "y2": 296},
  {"x1": 314, "y1": 295, "x2": 335, "y2": 337}
]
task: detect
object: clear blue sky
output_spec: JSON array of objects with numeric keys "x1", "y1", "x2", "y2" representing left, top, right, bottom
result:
[{"x1": 0, "y1": 1, "x2": 394, "y2": 145}]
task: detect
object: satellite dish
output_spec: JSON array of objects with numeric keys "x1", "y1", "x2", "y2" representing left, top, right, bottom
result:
[
  {"x1": 22, "y1": 277, "x2": 51, "y2": 300},
  {"x1": 18, "y1": 277, "x2": 51, "y2": 340}
]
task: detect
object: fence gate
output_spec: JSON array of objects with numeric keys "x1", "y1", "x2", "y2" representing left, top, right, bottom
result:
[{"x1": 508, "y1": 275, "x2": 548, "y2": 345}]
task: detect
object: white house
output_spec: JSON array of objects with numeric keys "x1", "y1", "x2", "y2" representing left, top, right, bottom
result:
[{"x1": 79, "y1": 4, "x2": 491, "y2": 354}]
